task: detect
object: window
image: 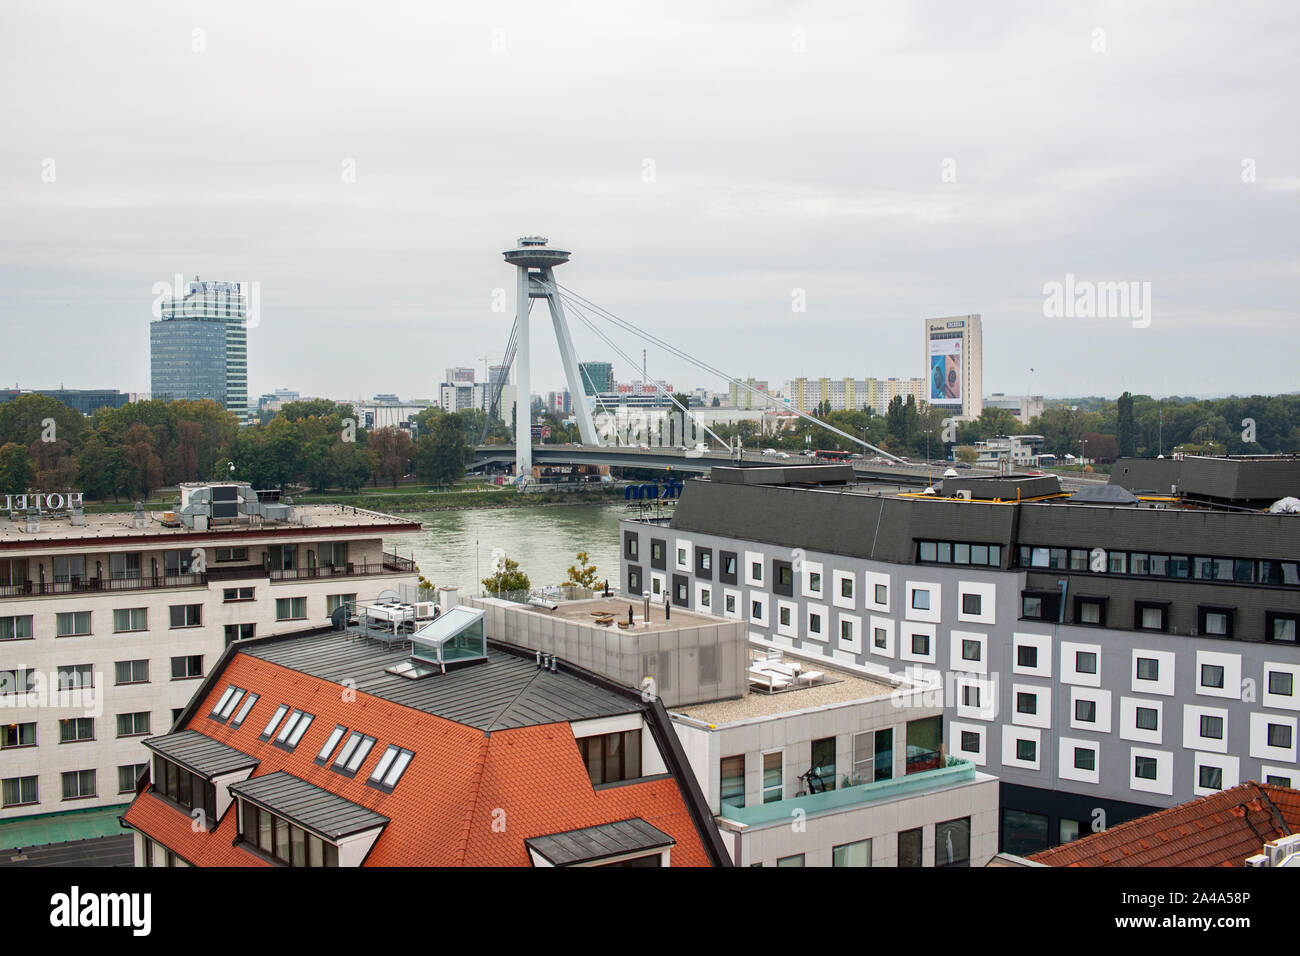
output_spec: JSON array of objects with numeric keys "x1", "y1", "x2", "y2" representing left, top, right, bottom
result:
[
  {"x1": 676, "y1": 547, "x2": 686, "y2": 566},
  {"x1": 725, "y1": 594, "x2": 736, "y2": 614},
  {"x1": 1075, "y1": 699, "x2": 1097, "y2": 723},
  {"x1": 273, "y1": 710, "x2": 314, "y2": 751},
  {"x1": 260, "y1": 703, "x2": 290, "y2": 740},
  {"x1": 1200, "y1": 664, "x2": 1225, "y2": 689},
  {"x1": 961, "y1": 593, "x2": 982, "y2": 616},
  {"x1": 1200, "y1": 715, "x2": 1224, "y2": 739},
  {"x1": 1199, "y1": 765, "x2": 1223, "y2": 790},
  {"x1": 625, "y1": 535, "x2": 638, "y2": 560},
  {"x1": 897, "y1": 828, "x2": 923, "y2": 868},
  {"x1": 118, "y1": 764, "x2": 147, "y2": 794},
  {"x1": 170, "y1": 655, "x2": 203, "y2": 679},
  {"x1": 56, "y1": 611, "x2": 92, "y2": 637},
  {"x1": 779, "y1": 606, "x2": 791, "y2": 627},
  {"x1": 811, "y1": 737, "x2": 836, "y2": 792},
  {"x1": 1016, "y1": 739, "x2": 1037, "y2": 762},
  {"x1": 935, "y1": 817, "x2": 971, "y2": 867},
  {"x1": 809, "y1": 613, "x2": 822, "y2": 635},
  {"x1": 1021, "y1": 592, "x2": 1060, "y2": 621},
  {"x1": 57, "y1": 664, "x2": 93, "y2": 690},
  {"x1": 875, "y1": 583, "x2": 888, "y2": 604},
  {"x1": 275, "y1": 597, "x2": 307, "y2": 621},
  {"x1": 1016, "y1": 692, "x2": 1037, "y2": 715},
  {"x1": 2, "y1": 776, "x2": 38, "y2": 807},
  {"x1": 215, "y1": 547, "x2": 248, "y2": 562},
  {"x1": 911, "y1": 589, "x2": 931, "y2": 611},
  {"x1": 169, "y1": 604, "x2": 202, "y2": 628},
  {"x1": 331, "y1": 731, "x2": 378, "y2": 777},
  {"x1": 1134, "y1": 755, "x2": 1158, "y2": 780},
  {"x1": 1002, "y1": 808, "x2": 1049, "y2": 857},
  {"x1": 1073, "y1": 747, "x2": 1096, "y2": 771},
  {"x1": 808, "y1": 571, "x2": 821, "y2": 593},
  {"x1": 674, "y1": 579, "x2": 688, "y2": 604},
  {"x1": 1267, "y1": 613, "x2": 1298, "y2": 644},
  {"x1": 59, "y1": 717, "x2": 94, "y2": 743},
  {"x1": 577, "y1": 730, "x2": 642, "y2": 786},
  {"x1": 240, "y1": 801, "x2": 339, "y2": 867},
  {"x1": 650, "y1": 541, "x2": 663, "y2": 564},
  {"x1": 962, "y1": 639, "x2": 981, "y2": 661},
  {"x1": 367, "y1": 745, "x2": 415, "y2": 792},
  {"x1": 210, "y1": 686, "x2": 246, "y2": 722},
  {"x1": 116, "y1": 712, "x2": 150, "y2": 737},
  {"x1": 840, "y1": 578, "x2": 853, "y2": 599},
  {"x1": 960, "y1": 730, "x2": 980, "y2": 752},
  {"x1": 776, "y1": 854, "x2": 805, "y2": 867},
  {"x1": 1268, "y1": 724, "x2": 1293, "y2": 749},
  {"x1": 1136, "y1": 603, "x2": 1167, "y2": 632},
  {"x1": 699, "y1": 551, "x2": 712, "y2": 572},
  {"x1": 699, "y1": 588, "x2": 711, "y2": 609},
  {"x1": 720, "y1": 755, "x2": 745, "y2": 808},
  {"x1": 2, "y1": 723, "x2": 35, "y2": 749},
  {"x1": 963, "y1": 684, "x2": 981, "y2": 708},
  {"x1": 1198, "y1": 606, "x2": 1233, "y2": 638},
  {"x1": 910, "y1": 632, "x2": 929, "y2": 655},
  {"x1": 61, "y1": 769, "x2": 96, "y2": 800},
  {"x1": 1075, "y1": 650, "x2": 1098, "y2": 675},
  {"x1": 1076, "y1": 598, "x2": 1105, "y2": 627},
  {"x1": 316, "y1": 725, "x2": 347, "y2": 764},
  {"x1": 0, "y1": 615, "x2": 34, "y2": 641},
  {"x1": 627, "y1": 567, "x2": 642, "y2": 594},
  {"x1": 114, "y1": 659, "x2": 148, "y2": 685},
  {"x1": 833, "y1": 839, "x2": 871, "y2": 867},
  {"x1": 230, "y1": 692, "x2": 259, "y2": 729},
  {"x1": 1136, "y1": 657, "x2": 1160, "y2": 681},
  {"x1": 1269, "y1": 672, "x2": 1295, "y2": 697},
  {"x1": 224, "y1": 623, "x2": 255, "y2": 645},
  {"x1": 720, "y1": 552, "x2": 737, "y2": 582},
  {"x1": 325, "y1": 594, "x2": 356, "y2": 615},
  {"x1": 839, "y1": 619, "x2": 852, "y2": 642},
  {"x1": 1017, "y1": 645, "x2": 1038, "y2": 669},
  {"x1": 1, "y1": 668, "x2": 35, "y2": 694},
  {"x1": 1135, "y1": 707, "x2": 1159, "y2": 731},
  {"x1": 762, "y1": 752, "x2": 783, "y2": 803},
  {"x1": 112, "y1": 608, "x2": 147, "y2": 633},
  {"x1": 873, "y1": 627, "x2": 887, "y2": 649},
  {"x1": 223, "y1": 587, "x2": 255, "y2": 603}
]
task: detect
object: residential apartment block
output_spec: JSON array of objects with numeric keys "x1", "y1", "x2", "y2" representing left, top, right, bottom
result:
[
  {"x1": 0, "y1": 483, "x2": 419, "y2": 821},
  {"x1": 784, "y1": 376, "x2": 926, "y2": 416},
  {"x1": 618, "y1": 458, "x2": 1300, "y2": 856}
]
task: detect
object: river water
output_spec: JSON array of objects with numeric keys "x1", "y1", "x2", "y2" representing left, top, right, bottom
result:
[
  {"x1": 383, "y1": 502, "x2": 630, "y2": 595},
  {"x1": 382, "y1": 482, "x2": 907, "y2": 596}
]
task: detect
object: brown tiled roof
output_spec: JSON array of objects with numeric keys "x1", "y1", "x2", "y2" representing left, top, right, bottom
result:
[
  {"x1": 1029, "y1": 783, "x2": 1300, "y2": 867},
  {"x1": 123, "y1": 652, "x2": 714, "y2": 867}
]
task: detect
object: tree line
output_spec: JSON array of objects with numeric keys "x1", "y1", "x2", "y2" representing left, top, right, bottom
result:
[{"x1": 0, "y1": 395, "x2": 477, "y2": 502}]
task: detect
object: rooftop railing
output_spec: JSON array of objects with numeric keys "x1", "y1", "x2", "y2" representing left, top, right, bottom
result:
[{"x1": 0, "y1": 573, "x2": 207, "y2": 599}]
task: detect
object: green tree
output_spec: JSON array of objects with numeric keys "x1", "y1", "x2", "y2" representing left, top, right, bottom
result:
[
  {"x1": 368, "y1": 427, "x2": 414, "y2": 488},
  {"x1": 329, "y1": 441, "x2": 371, "y2": 493},
  {"x1": 1117, "y1": 391, "x2": 1135, "y2": 457},
  {"x1": 0, "y1": 442, "x2": 34, "y2": 491},
  {"x1": 564, "y1": 551, "x2": 600, "y2": 589},
  {"x1": 413, "y1": 415, "x2": 472, "y2": 488},
  {"x1": 482, "y1": 554, "x2": 530, "y2": 594}
]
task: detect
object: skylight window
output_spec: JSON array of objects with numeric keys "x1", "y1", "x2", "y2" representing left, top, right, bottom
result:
[
  {"x1": 260, "y1": 704, "x2": 289, "y2": 741},
  {"x1": 230, "y1": 693, "x2": 259, "y2": 729},
  {"x1": 331, "y1": 731, "x2": 376, "y2": 777},
  {"x1": 316, "y1": 725, "x2": 347, "y2": 765},
  {"x1": 367, "y1": 745, "x2": 414, "y2": 792},
  {"x1": 274, "y1": 710, "x2": 314, "y2": 750},
  {"x1": 210, "y1": 687, "x2": 246, "y2": 722}
]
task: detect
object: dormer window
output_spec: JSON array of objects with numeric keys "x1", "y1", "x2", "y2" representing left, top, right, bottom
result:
[{"x1": 367, "y1": 746, "x2": 414, "y2": 792}]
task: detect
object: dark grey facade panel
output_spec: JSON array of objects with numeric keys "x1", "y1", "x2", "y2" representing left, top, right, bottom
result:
[
  {"x1": 229, "y1": 770, "x2": 389, "y2": 840},
  {"x1": 1111, "y1": 456, "x2": 1300, "y2": 502},
  {"x1": 143, "y1": 728, "x2": 259, "y2": 777},
  {"x1": 526, "y1": 816, "x2": 673, "y2": 866}
]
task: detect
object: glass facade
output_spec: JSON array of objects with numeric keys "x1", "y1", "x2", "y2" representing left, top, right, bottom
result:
[{"x1": 152, "y1": 283, "x2": 248, "y2": 418}]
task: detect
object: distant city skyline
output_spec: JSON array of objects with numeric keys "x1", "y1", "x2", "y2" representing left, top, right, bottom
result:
[{"x1": 2, "y1": 3, "x2": 1296, "y2": 404}]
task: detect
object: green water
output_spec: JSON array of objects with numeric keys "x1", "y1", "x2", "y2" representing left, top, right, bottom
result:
[{"x1": 384, "y1": 502, "x2": 632, "y2": 595}]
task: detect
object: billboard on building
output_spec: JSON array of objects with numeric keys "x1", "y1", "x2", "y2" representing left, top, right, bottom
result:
[{"x1": 928, "y1": 333, "x2": 962, "y2": 406}]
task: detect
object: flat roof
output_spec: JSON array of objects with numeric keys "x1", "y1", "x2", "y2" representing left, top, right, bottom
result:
[
  {"x1": 245, "y1": 629, "x2": 640, "y2": 731},
  {"x1": 0, "y1": 504, "x2": 419, "y2": 548},
  {"x1": 671, "y1": 667, "x2": 897, "y2": 725},
  {"x1": 512, "y1": 596, "x2": 727, "y2": 633}
]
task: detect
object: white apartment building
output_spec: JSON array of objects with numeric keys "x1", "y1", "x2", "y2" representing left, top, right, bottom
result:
[
  {"x1": 784, "y1": 377, "x2": 926, "y2": 416},
  {"x1": 0, "y1": 484, "x2": 419, "y2": 821}
]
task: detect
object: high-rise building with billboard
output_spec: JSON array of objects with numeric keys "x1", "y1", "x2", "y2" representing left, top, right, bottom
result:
[
  {"x1": 923, "y1": 314, "x2": 982, "y2": 420},
  {"x1": 151, "y1": 278, "x2": 250, "y2": 420}
]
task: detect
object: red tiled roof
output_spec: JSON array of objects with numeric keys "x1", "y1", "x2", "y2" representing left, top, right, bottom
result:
[
  {"x1": 1028, "y1": 783, "x2": 1300, "y2": 867},
  {"x1": 123, "y1": 653, "x2": 715, "y2": 866}
]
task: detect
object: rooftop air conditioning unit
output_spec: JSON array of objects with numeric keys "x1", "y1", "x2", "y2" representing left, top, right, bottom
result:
[
  {"x1": 955, "y1": 490, "x2": 973, "y2": 500},
  {"x1": 1245, "y1": 854, "x2": 1268, "y2": 867},
  {"x1": 1266, "y1": 833, "x2": 1300, "y2": 867}
]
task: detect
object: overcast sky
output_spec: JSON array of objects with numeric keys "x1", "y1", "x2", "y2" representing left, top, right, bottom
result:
[{"x1": 2, "y1": 1, "x2": 1297, "y2": 405}]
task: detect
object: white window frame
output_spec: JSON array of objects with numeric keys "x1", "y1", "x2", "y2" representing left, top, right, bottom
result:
[
  {"x1": 899, "y1": 621, "x2": 936, "y2": 664},
  {"x1": 1012, "y1": 632, "x2": 1052, "y2": 679},
  {"x1": 1011, "y1": 684, "x2": 1052, "y2": 730},
  {"x1": 1195, "y1": 650, "x2": 1241, "y2": 701},
  {"x1": 1069, "y1": 687, "x2": 1112, "y2": 734},
  {"x1": 675, "y1": 539, "x2": 692, "y2": 572},
  {"x1": 868, "y1": 615, "x2": 894, "y2": 659},
  {"x1": 949, "y1": 630, "x2": 987, "y2": 675},
  {"x1": 722, "y1": 588, "x2": 742, "y2": 620},
  {"x1": 1192, "y1": 752, "x2": 1239, "y2": 797},
  {"x1": 744, "y1": 551, "x2": 765, "y2": 588},
  {"x1": 695, "y1": 582, "x2": 712, "y2": 612},
  {"x1": 1001, "y1": 725, "x2": 1042, "y2": 771},
  {"x1": 956, "y1": 580, "x2": 996, "y2": 625},
  {"x1": 832, "y1": 570, "x2": 856, "y2": 610},
  {"x1": 1131, "y1": 649, "x2": 1175, "y2": 697},
  {"x1": 1058, "y1": 736, "x2": 1100, "y2": 785},
  {"x1": 748, "y1": 591, "x2": 769, "y2": 627},
  {"x1": 836, "y1": 612, "x2": 861, "y2": 654},
  {"x1": 1119, "y1": 697, "x2": 1164, "y2": 745},
  {"x1": 904, "y1": 581, "x2": 941, "y2": 624},
  {"x1": 1250, "y1": 712, "x2": 1298, "y2": 763},
  {"x1": 800, "y1": 560, "x2": 824, "y2": 600},
  {"x1": 1263, "y1": 662, "x2": 1300, "y2": 712},
  {"x1": 1060, "y1": 641, "x2": 1102, "y2": 688},
  {"x1": 1129, "y1": 747, "x2": 1173, "y2": 796},
  {"x1": 864, "y1": 571, "x2": 890, "y2": 612},
  {"x1": 956, "y1": 674, "x2": 997, "y2": 721},
  {"x1": 1182, "y1": 704, "x2": 1229, "y2": 755},
  {"x1": 950, "y1": 721, "x2": 986, "y2": 767},
  {"x1": 774, "y1": 599, "x2": 798, "y2": 638},
  {"x1": 804, "y1": 603, "x2": 828, "y2": 644}
]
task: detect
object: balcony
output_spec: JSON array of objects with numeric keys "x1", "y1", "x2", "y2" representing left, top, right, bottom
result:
[
  {"x1": 268, "y1": 554, "x2": 414, "y2": 583},
  {"x1": 0, "y1": 573, "x2": 207, "y2": 599},
  {"x1": 718, "y1": 758, "x2": 976, "y2": 828}
]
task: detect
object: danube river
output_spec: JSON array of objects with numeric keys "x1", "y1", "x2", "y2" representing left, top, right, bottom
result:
[{"x1": 383, "y1": 502, "x2": 630, "y2": 595}]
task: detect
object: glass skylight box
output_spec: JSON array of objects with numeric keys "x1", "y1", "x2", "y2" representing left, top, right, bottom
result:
[{"x1": 387, "y1": 606, "x2": 487, "y2": 679}]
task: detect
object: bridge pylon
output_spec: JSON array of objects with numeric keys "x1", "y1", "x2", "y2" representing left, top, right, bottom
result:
[{"x1": 502, "y1": 237, "x2": 600, "y2": 480}]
